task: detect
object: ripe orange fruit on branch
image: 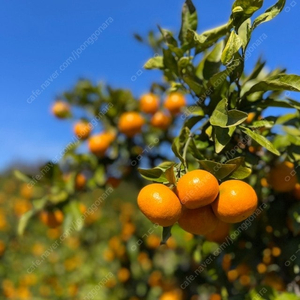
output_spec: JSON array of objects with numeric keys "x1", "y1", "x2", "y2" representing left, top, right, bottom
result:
[
  {"x1": 293, "y1": 183, "x2": 300, "y2": 200},
  {"x1": 88, "y1": 132, "x2": 113, "y2": 156},
  {"x1": 212, "y1": 180, "x2": 258, "y2": 223},
  {"x1": 75, "y1": 173, "x2": 86, "y2": 190},
  {"x1": 178, "y1": 205, "x2": 219, "y2": 235},
  {"x1": 39, "y1": 210, "x2": 63, "y2": 228},
  {"x1": 140, "y1": 93, "x2": 159, "y2": 114},
  {"x1": 151, "y1": 111, "x2": 171, "y2": 130},
  {"x1": 205, "y1": 220, "x2": 231, "y2": 243},
  {"x1": 164, "y1": 92, "x2": 186, "y2": 115},
  {"x1": 137, "y1": 183, "x2": 182, "y2": 227},
  {"x1": 73, "y1": 121, "x2": 91, "y2": 140},
  {"x1": 176, "y1": 170, "x2": 219, "y2": 209},
  {"x1": 52, "y1": 101, "x2": 70, "y2": 119},
  {"x1": 268, "y1": 161, "x2": 297, "y2": 192},
  {"x1": 118, "y1": 112, "x2": 145, "y2": 137},
  {"x1": 245, "y1": 112, "x2": 256, "y2": 124},
  {"x1": 209, "y1": 294, "x2": 222, "y2": 300}
]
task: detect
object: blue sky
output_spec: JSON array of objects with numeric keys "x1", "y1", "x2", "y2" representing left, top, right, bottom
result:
[{"x1": 1, "y1": 0, "x2": 300, "y2": 171}]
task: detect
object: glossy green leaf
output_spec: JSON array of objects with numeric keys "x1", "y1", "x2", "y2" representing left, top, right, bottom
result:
[
  {"x1": 163, "y1": 48, "x2": 178, "y2": 76},
  {"x1": 244, "y1": 57, "x2": 266, "y2": 82},
  {"x1": 161, "y1": 226, "x2": 172, "y2": 244},
  {"x1": 238, "y1": 18, "x2": 251, "y2": 51},
  {"x1": 230, "y1": 165, "x2": 252, "y2": 179},
  {"x1": 18, "y1": 210, "x2": 35, "y2": 235},
  {"x1": 252, "y1": 0, "x2": 286, "y2": 30},
  {"x1": 144, "y1": 56, "x2": 164, "y2": 69},
  {"x1": 138, "y1": 162, "x2": 175, "y2": 183},
  {"x1": 179, "y1": 0, "x2": 198, "y2": 45},
  {"x1": 231, "y1": 0, "x2": 263, "y2": 28},
  {"x1": 210, "y1": 99, "x2": 248, "y2": 127},
  {"x1": 200, "y1": 41, "x2": 224, "y2": 80},
  {"x1": 182, "y1": 74, "x2": 204, "y2": 96},
  {"x1": 63, "y1": 201, "x2": 84, "y2": 232},
  {"x1": 158, "y1": 26, "x2": 178, "y2": 47},
  {"x1": 232, "y1": 0, "x2": 263, "y2": 15},
  {"x1": 245, "y1": 74, "x2": 300, "y2": 96},
  {"x1": 221, "y1": 31, "x2": 243, "y2": 65},
  {"x1": 250, "y1": 120, "x2": 274, "y2": 129},
  {"x1": 187, "y1": 22, "x2": 232, "y2": 53},
  {"x1": 199, "y1": 160, "x2": 237, "y2": 180},
  {"x1": 188, "y1": 139, "x2": 205, "y2": 160},
  {"x1": 240, "y1": 126, "x2": 280, "y2": 155},
  {"x1": 214, "y1": 126, "x2": 236, "y2": 153},
  {"x1": 183, "y1": 115, "x2": 204, "y2": 130}
]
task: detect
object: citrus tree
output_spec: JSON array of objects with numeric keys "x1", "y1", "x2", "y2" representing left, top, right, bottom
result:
[{"x1": 12, "y1": 0, "x2": 300, "y2": 299}]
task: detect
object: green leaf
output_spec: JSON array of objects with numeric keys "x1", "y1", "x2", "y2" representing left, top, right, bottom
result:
[
  {"x1": 14, "y1": 170, "x2": 31, "y2": 183},
  {"x1": 199, "y1": 41, "x2": 224, "y2": 80},
  {"x1": 227, "y1": 110, "x2": 248, "y2": 126},
  {"x1": 144, "y1": 56, "x2": 164, "y2": 69},
  {"x1": 138, "y1": 162, "x2": 175, "y2": 183},
  {"x1": 244, "y1": 57, "x2": 266, "y2": 82},
  {"x1": 183, "y1": 115, "x2": 204, "y2": 130},
  {"x1": 182, "y1": 73, "x2": 204, "y2": 96},
  {"x1": 199, "y1": 160, "x2": 237, "y2": 180},
  {"x1": 188, "y1": 139, "x2": 205, "y2": 160},
  {"x1": 221, "y1": 31, "x2": 243, "y2": 65},
  {"x1": 225, "y1": 157, "x2": 252, "y2": 179},
  {"x1": 158, "y1": 26, "x2": 178, "y2": 47},
  {"x1": 225, "y1": 156, "x2": 245, "y2": 167},
  {"x1": 230, "y1": 165, "x2": 252, "y2": 179},
  {"x1": 210, "y1": 99, "x2": 228, "y2": 126},
  {"x1": 252, "y1": 0, "x2": 286, "y2": 30},
  {"x1": 282, "y1": 126, "x2": 300, "y2": 136},
  {"x1": 18, "y1": 210, "x2": 35, "y2": 235},
  {"x1": 49, "y1": 190, "x2": 69, "y2": 204},
  {"x1": 209, "y1": 69, "x2": 230, "y2": 89},
  {"x1": 156, "y1": 161, "x2": 176, "y2": 172},
  {"x1": 210, "y1": 98, "x2": 248, "y2": 127},
  {"x1": 247, "y1": 286, "x2": 278, "y2": 300},
  {"x1": 138, "y1": 168, "x2": 167, "y2": 183},
  {"x1": 276, "y1": 113, "x2": 298, "y2": 125},
  {"x1": 240, "y1": 126, "x2": 280, "y2": 155},
  {"x1": 161, "y1": 226, "x2": 172, "y2": 245},
  {"x1": 245, "y1": 74, "x2": 300, "y2": 96},
  {"x1": 238, "y1": 18, "x2": 251, "y2": 51},
  {"x1": 276, "y1": 293, "x2": 300, "y2": 300},
  {"x1": 260, "y1": 98, "x2": 300, "y2": 109},
  {"x1": 214, "y1": 126, "x2": 236, "y2": 153},
  {"x1": 287, "y1": 145, "x2": 300, "y2": 161},
  {"x1": 165, "y1": 167, "x2": 177, "y2": 186},
  {"x1": 273, "y1": 134, "x2": 291, "y2": 149},
  {"x1": 187, "y1": 22, "x2": 232, "y2": 53},
  {"x1": 179, "y1": 0, "x2": 198, "y2": 45},
  {"x1": 63, "y1": 201, "x2": 84, "y2": 232},
  {"x1": 95, "y1": 165, "x2": 106, "y2": 186},
  {"x1": 231, "y1": 0, "x2": 263, "y2": 28},
  {"x1": 232, "y1": 0, "x2": 263, "y2": 15},
  {"x1": 250, "y1": 120, "x2": 274, "y2": 129},
  {"x1": 163, "y1": 48, "x2": 178, "y2": 76}
]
